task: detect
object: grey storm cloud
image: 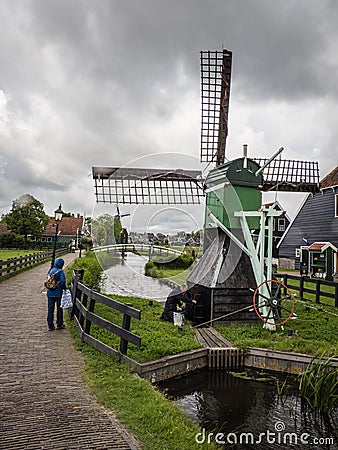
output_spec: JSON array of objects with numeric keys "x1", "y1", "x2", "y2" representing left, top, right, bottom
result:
[{"x1": 0, "y1": 0, "x2": 337, "y2": 226}]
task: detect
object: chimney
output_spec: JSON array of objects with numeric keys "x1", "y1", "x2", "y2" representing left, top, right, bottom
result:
[{"x1": 243, "y1": 144, "x2": 248, "y2": 169}]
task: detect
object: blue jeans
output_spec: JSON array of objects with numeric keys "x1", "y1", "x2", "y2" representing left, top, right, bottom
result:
[{"x1": 47, "y1": 296, "x2": 63, "y2": 329}]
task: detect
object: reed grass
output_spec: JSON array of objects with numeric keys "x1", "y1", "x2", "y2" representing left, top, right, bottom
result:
[{"x1": 299, "y1": 357, "x2": 338, "y2": 413}]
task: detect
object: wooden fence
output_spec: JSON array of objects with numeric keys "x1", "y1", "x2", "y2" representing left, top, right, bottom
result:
[
  {"x1": 0, "y1": 248, "x2": 68, "y2": 281},
  {"x1": 279, "y1": 273, "x2": 338, "y2": 308},
  {"x1": 70, "y1": 270, "x2": 141, "y2": 358}
]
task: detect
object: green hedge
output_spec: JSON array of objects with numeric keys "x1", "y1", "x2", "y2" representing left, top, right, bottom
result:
[{"x1": 65, "y1": 251, "x2": 105, "y2": 292}]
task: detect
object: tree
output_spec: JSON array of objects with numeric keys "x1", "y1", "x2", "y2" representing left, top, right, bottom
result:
[
  {"x1": 4, "y1": 194, "x2": 49, "y2": 246},
  {"x1": 92, "y1": 214, "x2": 122, "y2": 246}
]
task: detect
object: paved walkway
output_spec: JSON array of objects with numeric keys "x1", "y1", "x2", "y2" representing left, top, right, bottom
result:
[{"x1": 0, "y1": 253, "x2": 141, "y2": 450}]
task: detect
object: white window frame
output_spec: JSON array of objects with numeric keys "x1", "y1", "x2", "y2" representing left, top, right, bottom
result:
[
  {"x1": 295, "y1": 248, "x2": 301, "y2": 258},
  {"x1": 278, "y1": 218, "x2": 285, "y2": 232}
]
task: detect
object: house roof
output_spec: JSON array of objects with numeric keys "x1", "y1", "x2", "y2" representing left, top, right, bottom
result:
[
  {"x1": 0, "y1": 223, "x2": 8, "y2": 233},
  {"x1": 308, "y1": 242, "x2": 338, "y2": 252},
  {"x1": 45, "y1": 216, "x2": 84, "y2": 236},
  {"x1": 320, "y1": 166, "x2": 338, "y2": 189}
]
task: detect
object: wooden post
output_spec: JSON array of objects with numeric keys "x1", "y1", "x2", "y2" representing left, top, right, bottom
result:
[
  {"x1": 120, "y1": 303, "x2": 132, "y2": 355},
  {"x1": 70, "y1": 269, "x2": 84, "y2": 319},
  {"x1": 84, "y1": 298, "x2": 96, "y2": 335},
  {"x1": 79, "y1": 293, "x2": 88, "y2": 329},
  {"x1": 299, "y1": 276, "x2": 304, "y2": 300},
  {"x1": 315, "y1": 279, "x2": 320, "y2": 304},
  {"x1": 335, "y1": 283, "x2": 338, "y2": 308},
  {"x1": 283, "y1": 274, "x2": 288, "y2": 296}
]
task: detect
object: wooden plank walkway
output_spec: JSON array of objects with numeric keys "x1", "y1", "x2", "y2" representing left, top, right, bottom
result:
[
  {"x1": 0, "y1": 253, "x2": 140, "y2": 450},
  {"x1": 194, "y1": 326, "x2": 233, "y2": 348}
]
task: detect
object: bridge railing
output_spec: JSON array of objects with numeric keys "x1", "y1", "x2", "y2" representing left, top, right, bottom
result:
[{"x1": 93, "y1": 243, "x2": 182, "y2": 258}]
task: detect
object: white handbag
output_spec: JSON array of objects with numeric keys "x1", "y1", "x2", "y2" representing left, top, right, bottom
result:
[{"x1": 60, "y1": 289, "x2": 73, "y2": 308}]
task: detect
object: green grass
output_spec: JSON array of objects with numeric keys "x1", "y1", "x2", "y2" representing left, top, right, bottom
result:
[
  {"x1": 0, "y1": 249, "x2": 40, "y2": 260},
  {"x1": 215, "y1": 299, "x2": 338, "y2": 357},
  {"x1": 88, "y1": 295, "x2": 200, "y2": 362}
]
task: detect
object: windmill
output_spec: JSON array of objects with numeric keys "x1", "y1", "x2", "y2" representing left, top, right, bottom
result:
[{"x1": 92, "y1": 50, "x2": 320, "y2": 329}]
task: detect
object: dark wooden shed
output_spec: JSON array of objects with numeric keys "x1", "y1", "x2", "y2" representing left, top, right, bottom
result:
[{"x1": 186, "y1": 228, "x2": 258, "y2": 325}]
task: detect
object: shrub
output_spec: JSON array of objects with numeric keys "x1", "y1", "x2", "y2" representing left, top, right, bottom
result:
[
  {"x1": 152, "y1": 254, "x2": 194, "y2": 270},
  {"x1": 65, "y1": 251, "x2": 105, "y2": 292}
]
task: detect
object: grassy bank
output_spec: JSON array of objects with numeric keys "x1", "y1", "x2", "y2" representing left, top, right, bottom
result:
[
  {"x1": 144, "y1": 254, "x2": 196, "y2": 286},
  {"x1": 215, "y1": 298, "x2": 338, "y2": 357},
  {"x1": 89, "y1": 295, "x2": 200, "y2": 362},
  {"x1": 0, "y1": 249, "x2": 40, "y2": 260},
  {"x1": 65, "y1": 253, "x2": 216, "y2": 450}
]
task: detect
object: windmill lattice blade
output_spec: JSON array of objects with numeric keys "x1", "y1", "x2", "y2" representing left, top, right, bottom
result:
[
  {"x1": 92, "y1": 167, "x2": 204, "y2": 205},
  {"x1": 253, "y1": 159, "x2": 320, "y2": 192},
  {"x1": 200, "y1": 49, "x2": 232, "y2": 166}
]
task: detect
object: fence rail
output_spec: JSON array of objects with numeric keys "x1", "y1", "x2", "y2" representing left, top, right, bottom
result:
[
  {"x1": 278, "y1": 273, "x2": 338, "y2": 307},
  {"x1": 0, "y1": 248, "x2": 68, "y2": 281},
  {"x1": 70, "y1": 270, "x2": 141, "y2": 357}
]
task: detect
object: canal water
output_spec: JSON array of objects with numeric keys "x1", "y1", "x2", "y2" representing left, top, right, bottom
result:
[
  {"x1": 101, "y1": 251, "x2": 171, "y2": 302},
  {"x1": 159, "y1": 369, "x2": 338, "y2": 449}
]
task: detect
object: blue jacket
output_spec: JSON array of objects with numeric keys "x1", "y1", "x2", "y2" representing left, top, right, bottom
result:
[{"x1": 47, "y1": 258, "x2": 67, "y2": 298}]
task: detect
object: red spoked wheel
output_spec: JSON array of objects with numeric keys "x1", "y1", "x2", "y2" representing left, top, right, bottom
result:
[{"x1": 253, "y1": 279, "x2": 295, "y2": 326}]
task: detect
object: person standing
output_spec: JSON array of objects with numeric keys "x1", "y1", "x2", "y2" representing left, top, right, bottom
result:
[
  {"x1": 160, "y1": 284, "x2": 196, "y2": 322},
  {"x1": 46, "y1": 257, "x2": 66, "y2": 331}
]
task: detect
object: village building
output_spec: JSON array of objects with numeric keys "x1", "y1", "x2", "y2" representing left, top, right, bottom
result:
[
  {"x1": 39, "y1": 210, "x2": 84, "y2": 249},
  {"x1": 278, "y1": 167, "x2": 338, "y2": 281}
]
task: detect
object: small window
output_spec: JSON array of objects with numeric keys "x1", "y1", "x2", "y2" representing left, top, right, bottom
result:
[
  {"x1": 47, "y1": 237, "x2": 52, "y2": 243},
  {"x1": 278, "y1": 218, "x2": 285, "y2": 232},
  {"x1": 295, "y1": 248, "x2": 301, "y2": 258},
  {"x1": 335, "y1": 194, "x2": 338, "y2": 217}
]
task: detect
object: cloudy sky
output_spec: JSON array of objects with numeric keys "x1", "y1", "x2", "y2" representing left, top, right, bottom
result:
[{"x1": 0, "y1": 0, "x2": 337, "y2": 233}]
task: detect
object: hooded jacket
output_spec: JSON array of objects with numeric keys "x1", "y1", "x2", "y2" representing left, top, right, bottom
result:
[{"x1": 47, "y1": 258, "x2": 67, "y2": 297}]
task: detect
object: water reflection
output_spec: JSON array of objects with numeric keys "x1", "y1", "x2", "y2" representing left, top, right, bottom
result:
[
  {"x1": 101, "y1": 251, "x2": 171, "y2": 302},
  {"x1": 159, "y1": 369, "x2": 338, "y2": 449}
]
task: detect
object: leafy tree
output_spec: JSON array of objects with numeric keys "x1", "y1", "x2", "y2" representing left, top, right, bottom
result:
[
  {"x1": 3, "y1": 194, "x2": 49, "y2": 246},
  {"x1": 80, "y1": 235, "x2": 93, "y2": 251},
  {"x1": 92, "y1": 214, "x2": 122, "y2": 246}
]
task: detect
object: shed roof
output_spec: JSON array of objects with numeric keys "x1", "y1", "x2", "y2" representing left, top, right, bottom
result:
[{"x1": 308, "y1": 242, "x2": 338, "y2": 252}]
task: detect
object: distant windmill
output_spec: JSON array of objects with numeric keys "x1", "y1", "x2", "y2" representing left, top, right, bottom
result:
[{"x1": 92, "y1": 50, "x2": 320, "y2": 329}]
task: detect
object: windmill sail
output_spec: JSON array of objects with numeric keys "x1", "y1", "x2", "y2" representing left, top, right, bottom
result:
[
  {"x1": 200, "y1": 49, "x2": 232, "y2": 166},
  {"x1": 92, "y1": 167, "x2": 204, "y2": 205},
  {"x1": 253, "y1": 158, "x2": 320, "y2": 192}
]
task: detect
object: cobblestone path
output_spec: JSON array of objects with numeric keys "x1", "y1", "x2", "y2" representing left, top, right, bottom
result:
[{"x1": 0, "y1": 253, "x2": 141, "y2": 449}]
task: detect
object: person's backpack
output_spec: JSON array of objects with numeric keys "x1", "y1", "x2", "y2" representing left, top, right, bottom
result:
[{"x1": 44, "y1": 269, "x2": 61, "y2": 289}]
